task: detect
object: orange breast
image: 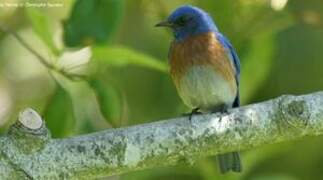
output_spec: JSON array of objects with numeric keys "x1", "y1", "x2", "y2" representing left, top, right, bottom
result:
[{"x1": 169, "y1": 32, "x2": 236, "y2": 91}]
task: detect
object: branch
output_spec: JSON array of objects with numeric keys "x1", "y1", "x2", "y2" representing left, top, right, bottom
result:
[
  {"x1": 0, "y1": 25, "x2": 87, "y2": 81},
  {"x1": 0, "y1": 25, "x2": 55, "y2": 70},
  {"x1": 1, "y1": 92, "x2": 323, "y2": 179}
]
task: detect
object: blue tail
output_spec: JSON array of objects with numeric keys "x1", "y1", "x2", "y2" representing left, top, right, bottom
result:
[
  {"x1": 217, "y1": 94, "x2": 242, "y2": 173},
  {"x1": 217, "y1": 152, "x2": 242, "y2": 174}
]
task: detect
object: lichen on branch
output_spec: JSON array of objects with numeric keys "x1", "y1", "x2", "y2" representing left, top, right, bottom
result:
[{"x1": 0, "y1": 92, "x2": 323, "y2": 179}]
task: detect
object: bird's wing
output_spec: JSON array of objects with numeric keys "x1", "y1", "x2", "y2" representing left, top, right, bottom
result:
[{"x1": 216, "y1": 32, "x2": 241, "y2": 107}]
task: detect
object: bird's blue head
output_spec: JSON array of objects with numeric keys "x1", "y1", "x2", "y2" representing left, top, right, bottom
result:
[{"x1": 156, "y1": 5, "x2": 218, "y2": 41}]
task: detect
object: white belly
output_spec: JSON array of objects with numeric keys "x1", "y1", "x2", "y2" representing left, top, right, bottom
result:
[{"x1": 177, "y1": 65, "x2": 236, "y2": 111}]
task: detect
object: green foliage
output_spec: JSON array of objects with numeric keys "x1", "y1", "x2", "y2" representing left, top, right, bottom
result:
[
  {"x1": 89, "y1": 78, "x2": 122, "y2": 127},
  {"x1": 63, "y1": 0, "x2": 124, "y2": 47},
  {"x1": 42, "y1": 83, "x2": 75, "y2": 138},
  {"x1": 25, "y1": 8, "x2": 60, "y2": 55},
  {"x1": 92, "y1": 46, "x2": 168, "y2": 73},
  {"x1": 197, "y1": 0, "x2": 239, "y2": 34},
  {"x1": 250, "y1": 175, "x2": 298, "y2": 180},
  {"x1": 241, "y1": 31, "x2": 275, "y2": 102},
  {"x1": 1, "y1": 0, "x2": 323, "y2": 179}
]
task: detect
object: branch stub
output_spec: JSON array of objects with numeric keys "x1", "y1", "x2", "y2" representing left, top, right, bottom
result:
[{"x1": 18, "y1": 108, "x2": 43, "y2": 130}]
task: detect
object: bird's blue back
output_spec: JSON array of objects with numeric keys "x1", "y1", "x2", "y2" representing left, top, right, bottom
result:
[{"x1": 216, "y1": 32, "x2": 241, "y2": 107}]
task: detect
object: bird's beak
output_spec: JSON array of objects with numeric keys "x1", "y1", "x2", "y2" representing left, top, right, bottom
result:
[{"x1": 155, "y1": 20, "x2": 173, "y2": 28}]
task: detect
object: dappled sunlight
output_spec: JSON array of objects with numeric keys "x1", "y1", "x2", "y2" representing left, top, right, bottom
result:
[
  {"x1": 0, "y1": 28, "x2": 52, "y2": 81},
  {"x1": 208, "y1": 114, "x2": 232, "y2": 135},
  {"x1": 57, "y1": 47, "x2": 92, "y2": 74},
  {"x1": 271, "y1": 0, "x2": 289, "y2": 11},
  {"x1": 0, "y1": 84, "x2": 11, "y2": 126}
]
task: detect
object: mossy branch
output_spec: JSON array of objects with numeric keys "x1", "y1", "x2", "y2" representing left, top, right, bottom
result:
[{"x1": 1, "y1": 92, "x2": 323, "y2": 179}]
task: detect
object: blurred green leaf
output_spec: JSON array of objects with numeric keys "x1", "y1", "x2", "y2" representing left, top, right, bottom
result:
[
  {"x1": 63, "y1": 0, "x2": 124, "y2": 47},
  {"x1": 240, "y1": 31, "x2": 275, "y2": 103},
  {"x1": 121, "y1": 165, "x2": 201, "y2": 180},
  {"x1": 197, "y1": 0, "x2": 240, "y2": 34},
  {"x1": 51, "y1": 71, "x2": 110, "y2": 133},
  {"x1": 92, "y1": 46, "x2": 168, "y2": 73},
  {"x1": 241, "y1": 11, "x2": 293, "y2": 103},
  {"x1": 89, "y1": 78, "x2": 121, "y2": 127},
  {"x1": 42, "y1": 83, "x2": 75, "y2": 138},
  {"x1": 250, "y1": 174, "x2": 299, "y2": 180},
  {"x1": 25, "y1": 8, "x2": 60, "y2": 55},
  {"x1": 57, "y1": 47, "x2": 91, "y2": 76}
]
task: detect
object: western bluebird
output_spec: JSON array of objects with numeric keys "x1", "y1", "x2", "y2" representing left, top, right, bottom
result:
[{"x1": 156, "y1": 5, "x2": 242, "y2": 173}]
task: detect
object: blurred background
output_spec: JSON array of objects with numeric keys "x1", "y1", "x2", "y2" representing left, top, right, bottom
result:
[{"x1": 0, "y1": 0, "x2": 323, "y2": 179}]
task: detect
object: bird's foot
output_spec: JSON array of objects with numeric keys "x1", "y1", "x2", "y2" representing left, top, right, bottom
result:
[
  {"x1": 211, "y1": 105, "x2": 230, "y2": 122},
  {"x1": 211, "y1": 105, "x2": 230, "y2": 115},
  {"x1": 220, "y1": 108, "x2": 229, "y2": 115},
  {"x1": 182, "y1": 108, "x2": 201, "y2": 121}
]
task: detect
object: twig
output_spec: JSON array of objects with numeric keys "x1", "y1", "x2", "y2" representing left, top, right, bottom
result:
[{"x1": 0, "y1": 25, "x2": 87, "y2": 81}]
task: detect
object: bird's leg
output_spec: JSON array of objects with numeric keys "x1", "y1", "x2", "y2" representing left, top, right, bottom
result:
[
  {"x1": 183, "y1": 107, "x2": 201, "y2": 121},
  {"x1": 190, "y1": 107, "x2": 202, "y2": 121},
  {"x1": 211, "y1": 104, "x2": 229, "y2": 114},
  {"x1": 219, "y1": 106, "x2": 229, "y2": 114},
  {"x1": 211, "y1": 105, "x2": 230, "y2": 122}
]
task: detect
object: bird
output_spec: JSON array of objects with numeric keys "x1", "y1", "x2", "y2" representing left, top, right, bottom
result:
[{"x1": 155, "y1": 5, "x2": 242, "y2": 173}]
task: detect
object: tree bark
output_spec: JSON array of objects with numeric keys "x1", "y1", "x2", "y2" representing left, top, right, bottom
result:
[{"x1": 1, "y1": 92, "x2": 323, "y2": 179}]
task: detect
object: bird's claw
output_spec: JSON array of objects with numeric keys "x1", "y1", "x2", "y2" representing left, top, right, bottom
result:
[
  {"x1": 182, "y1": 108, "x2": 202, "y2": 121},
  {"x1": 210, "y1": 105, "x2": 230, "y2": 122}
]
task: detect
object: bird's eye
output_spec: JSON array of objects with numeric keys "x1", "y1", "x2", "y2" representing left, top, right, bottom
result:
[{"x1": 175, "y1": 16, "x2": 192, "y2": 26}]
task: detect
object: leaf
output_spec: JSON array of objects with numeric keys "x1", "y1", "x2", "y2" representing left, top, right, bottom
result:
[
  {"x1": 197, "y1": 0, "x2": 241, "y2": 33},
  {"x1": 240, "y1": 12, "x2": 292, "y2": 103},
  {"x1": 51, "y1": 71, "x2": 110, "y2": 133},
  {"x1": 89, "y1": 78, "x2": 121, "y2": 127},
  {"x1": 250, "y1": 174, "x2": 299, "y2": 180},
  {"x1": 25, "y1": 8, "x2": 60, "y2": 55},
  {"x1": 57, "y1": 47, "x2": 92, "y2": 75},
  {"x1": 92, "y1": 46, "x2": 169, "y2": 73},
  {"x1": 240, "y1": 31, "x2": 275, "y2": 103},
  {"x1": 42, "y1": 83, "x2": 75, "y2": 138},
  {"x1": 63, "y1": 0, "x2": 124, "y2": 47}
]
